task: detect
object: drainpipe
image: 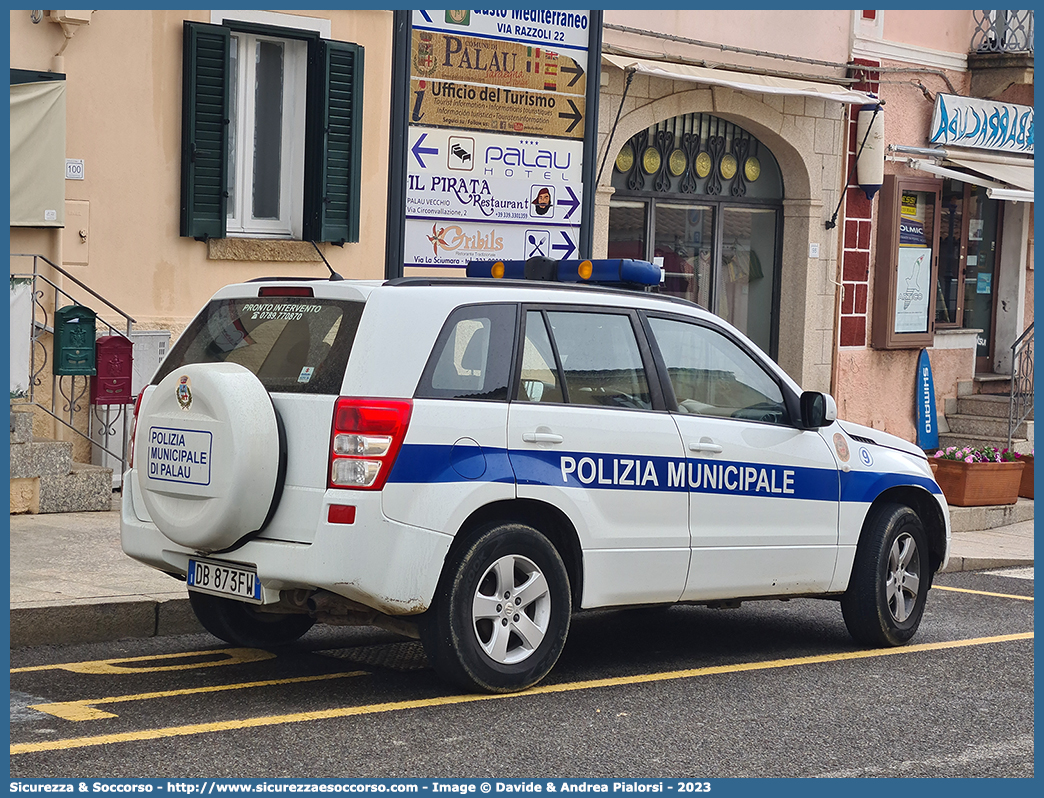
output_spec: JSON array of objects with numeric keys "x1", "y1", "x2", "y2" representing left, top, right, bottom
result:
[{"x1": 49, "y1": 52, "x2": 66, "y2": 441}]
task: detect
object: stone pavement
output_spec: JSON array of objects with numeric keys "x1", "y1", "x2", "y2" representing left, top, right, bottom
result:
[{"x1": 7, "y1": 496, "x2": 1034, "y2": 649}]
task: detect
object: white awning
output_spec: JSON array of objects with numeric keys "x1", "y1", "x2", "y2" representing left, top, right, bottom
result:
[
  {"x1": 902, "y1": 157, "x2": 1034, "y2": 203},
  {"x1": 10, "y1": 79, "x2": 66, "y2": 227},
  {"x1": 602, "y1": 52, "x2": 878, "y2": 105},
  {"x1": 946, "y1": 157, "x2": 1034, "y2": 192}
]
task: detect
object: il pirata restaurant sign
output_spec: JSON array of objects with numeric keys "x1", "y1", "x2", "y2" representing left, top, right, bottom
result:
[
  {"x1": 930, "y1": 94, "x2": 1034, "y2": 155},
  {"x1": 406, "y1": 9, "x2": 593, "y2": 271}
]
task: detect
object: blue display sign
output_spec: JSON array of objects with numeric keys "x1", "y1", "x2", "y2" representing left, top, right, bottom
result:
[{"x1": 916, "y1": 349, "x2": 939, "y2": 450}]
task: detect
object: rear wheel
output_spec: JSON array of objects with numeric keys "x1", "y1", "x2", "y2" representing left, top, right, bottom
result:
[
  {"x1": 421, "y1": 522, "x2": 571, "y2": 693},
  {"x1": 842, "y1": 503, "x2": 930, "y2": 647},
  {"x1": 189, "y1": 590, "x2": 314, "y2": 648}
]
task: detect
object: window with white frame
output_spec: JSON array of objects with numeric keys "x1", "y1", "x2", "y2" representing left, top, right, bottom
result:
[
  {"x1": 226, "y1": 33, "x2": 307, "y2": 238},
  {"x1": 180, "y1": 12, "x2": 364, "y2": 244}
]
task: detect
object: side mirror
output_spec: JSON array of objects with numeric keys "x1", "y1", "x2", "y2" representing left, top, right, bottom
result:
[{"x1": 800, "y1": 391, "x2": 837, "y2": 429}]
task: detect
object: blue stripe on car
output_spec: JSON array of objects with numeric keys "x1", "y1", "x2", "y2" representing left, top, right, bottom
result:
[{"x1": 388, "y1": 444, "x2": 941, "y2": 500}]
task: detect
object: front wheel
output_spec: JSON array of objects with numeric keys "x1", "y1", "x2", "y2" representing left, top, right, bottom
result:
[
  {"x1": 842, "y1": 503, "x2": 930, "y2": 647},
  {"x1": 189, "y1": 590, "x2": 314, "y2": 648},
  {"x1": 421, "y1": 523, "x2": 571, "y2": 693}
]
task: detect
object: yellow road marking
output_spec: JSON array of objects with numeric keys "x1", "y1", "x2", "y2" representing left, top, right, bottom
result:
[
  {"x1": 11, "y1": 632, "x2": 1032, "y2": 755},
  {"x1": 933, "y1": 585, "x2": 1034, "y2": 601},
  {"x1": 11, "y1": 648, "x2": 274, "y2": 675},
  {"x1": 30, "y1": 671, "x2": 367, "y2": 721}
]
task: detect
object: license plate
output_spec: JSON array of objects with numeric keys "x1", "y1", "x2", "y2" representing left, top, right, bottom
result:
[{"x1": 187, "y1": 558, "x2": 262, "y2": 603}]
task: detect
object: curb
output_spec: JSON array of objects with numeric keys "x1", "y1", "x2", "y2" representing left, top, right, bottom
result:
[
  {"x1": 11, "y1": 554, "x2": 1034, "y2": 648},
  {"x1": 939, "y1": 556, "x2": 1034, "y2": 574},
  {"x1": 10, "y1": 598, "x2": 201, "y2": 649}
]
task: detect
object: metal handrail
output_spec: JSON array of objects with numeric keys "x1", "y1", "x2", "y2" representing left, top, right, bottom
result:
[
  {"x1": 11, "y1": 253, "x2": 137, "y2": 327},
  {"x1": 972, "y1": 10, "x2": 1034, "y2": 54},
  {"x1": 10, "y1": 253, "x2": 137, "y2": 475},
  {"x1": 1007, "y1": 322, "x2": 1034, "y2": 450}
]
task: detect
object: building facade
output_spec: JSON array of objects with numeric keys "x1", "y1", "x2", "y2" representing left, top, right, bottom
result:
[
  {"x1": 595, "y1": 9, "x2": 1033, "y2": 443},
  {"x1": 9, "y1": 9, "x2": 1034, "y2": 475},
  {"x1": 10, "y1": 9, "x2": 395, "y2": 338}
]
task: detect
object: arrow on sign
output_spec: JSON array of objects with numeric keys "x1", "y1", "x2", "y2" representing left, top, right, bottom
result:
[
  {"x1": 551, "y1": 231, "x2": 577, "y2": 259},
  {"x1": 557, "y1": 186, "x2": 580, "y2": 220},
  {"x1": 411, "y1": 133, "x2": 439, "y2": 169},
  {"x1": 558, "y1": 99, "x2": 583, "y2": 134},
  {"x1": 561, "y1": 60, "x2": 585, "y2": 88}
]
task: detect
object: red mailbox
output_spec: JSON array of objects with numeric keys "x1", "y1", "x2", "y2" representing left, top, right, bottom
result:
[{"x1": 90, "y1": 335, "x2": 134, "y2": 404}]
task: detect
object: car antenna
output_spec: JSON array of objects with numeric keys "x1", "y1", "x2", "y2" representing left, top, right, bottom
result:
[{"x1": 311, "y1": 241, "x2": 344, "y2": 281}]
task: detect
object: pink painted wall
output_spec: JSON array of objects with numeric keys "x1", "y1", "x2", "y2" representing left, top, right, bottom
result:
[
  {"x1": 602, "y1": 10, "x2": 851, "y2": 77},
  {"x1": 882, "y1": 10, "x2": 976, "y2": 54},
  {"x1": 837, "y1": 346, "x2": 974, "y2": 442}
]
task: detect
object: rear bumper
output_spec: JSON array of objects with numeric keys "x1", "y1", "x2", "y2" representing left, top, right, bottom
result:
[{"x1": 121, "y1": 472, "x2": 453, "y2": 616}]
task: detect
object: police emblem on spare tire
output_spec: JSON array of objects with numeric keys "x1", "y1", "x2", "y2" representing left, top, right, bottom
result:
[
  {"x1": 136, "y1": 363, "x2": 284, "y2": 552},
  {"x1": 176, "y1": 375, "x2": 192, "y2": 409}
]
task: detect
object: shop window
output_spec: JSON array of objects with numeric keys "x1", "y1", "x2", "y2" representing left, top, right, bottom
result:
[
  {"x1": 607, "y1": 200, "x2": 647, "y2": 260},
  {"x1": 608, "y1": 114, "x2": 783, "y2": 358},
  {"x1": 180, "y1": 21, "x2": 364, "y2": 244},
  {"x1": 654, "y1": 204, "x2": 713, "y2": 309}
]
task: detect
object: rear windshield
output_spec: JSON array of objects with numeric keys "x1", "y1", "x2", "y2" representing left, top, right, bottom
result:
[{"x1": 155, "y1": 297, "x2": 363, "y2": 394}]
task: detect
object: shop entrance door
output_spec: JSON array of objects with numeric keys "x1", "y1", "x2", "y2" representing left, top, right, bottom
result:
[
  {"x1": 964, "y1": 187, "x2": 1001, "y2": 373},
  {"x1": 935, "y1": 181, "x2": 1001, "y2": 373}
]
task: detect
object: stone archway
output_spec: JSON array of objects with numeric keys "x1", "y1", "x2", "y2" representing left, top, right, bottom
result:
[{"x1": 593, "y1": 70, "x2": 848, "y2": 391}]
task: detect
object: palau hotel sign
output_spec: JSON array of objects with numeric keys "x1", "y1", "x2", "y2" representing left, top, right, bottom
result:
[{"x1": 930, "y1": 93, "x2": 1033, "y2": 155}]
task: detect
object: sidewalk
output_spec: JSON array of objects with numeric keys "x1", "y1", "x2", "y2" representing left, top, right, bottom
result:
[{"x1": 8, "y1": 496, "x2": 1035, "y2": 649}]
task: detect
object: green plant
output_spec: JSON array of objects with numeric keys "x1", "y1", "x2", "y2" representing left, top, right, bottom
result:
[{"x1": 932, "y1": 445, "x2": 1021, "y2": 464}]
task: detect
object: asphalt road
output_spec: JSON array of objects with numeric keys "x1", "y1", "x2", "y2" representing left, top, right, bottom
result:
[{"x1": 10, "y1": 568, "x2": 1033, "y2": 779}]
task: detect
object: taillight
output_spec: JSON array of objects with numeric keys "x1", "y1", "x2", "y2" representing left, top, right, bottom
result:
[
  {"x1": 127, "y1": 388, "x2": 146, "y2": 468},
  {"x1": 329, "y1": 398, "x2": 412, "y2": 490}
]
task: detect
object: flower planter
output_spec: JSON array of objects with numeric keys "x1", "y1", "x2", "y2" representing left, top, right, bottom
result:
[
  {"x1": 1018, "y1": 455, "x2": 1033, "y2": 499},
  {"x1": 934, "y1": 458, "x2": 1025, "y2": 507}
]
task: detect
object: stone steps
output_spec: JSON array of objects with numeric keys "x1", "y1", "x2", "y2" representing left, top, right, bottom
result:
[
  {"x1": 946, "y1": 412, "x2": 1032, "y2": 441},
  {"x1": 938, "y1": 432, "x2": 1033, "y2": 455},
  {"x1": 956, "y1": 393, "x2": 1033, "y2": 421},
  {"x1": 940, "y1": 378, "x2": 1034, "y2": 455},
  {"x1": 948, "y1": 497, "x2": 1034, "y2": 533},
  {"x1": 10, "y1": 407, "x2": 113, "y2": 514}
]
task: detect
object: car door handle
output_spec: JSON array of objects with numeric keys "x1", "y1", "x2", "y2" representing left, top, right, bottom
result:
[
  {"x1": 688, "y1": 440, "x2": 723, "y2": 454},
  {"x1": 522, "y1": 432, "x2": 564, "y2": 444}
]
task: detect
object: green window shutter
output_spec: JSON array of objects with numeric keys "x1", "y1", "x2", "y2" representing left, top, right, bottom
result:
[
  {"x1": 305, "y1": 40, "x2": 363, "y2": 244},
  {"x1": 180, "y1": 21, "x2": 229, "y2": 240}
]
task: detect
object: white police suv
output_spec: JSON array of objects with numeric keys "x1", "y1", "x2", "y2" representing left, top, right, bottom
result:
[{"x1": 121, "y1": 257, "x2": 949, "y2": 694}]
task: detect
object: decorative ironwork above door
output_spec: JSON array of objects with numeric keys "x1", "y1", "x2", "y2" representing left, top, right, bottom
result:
[{"x1": 612, "y1": 114, "x2": 782, "y2": 200}]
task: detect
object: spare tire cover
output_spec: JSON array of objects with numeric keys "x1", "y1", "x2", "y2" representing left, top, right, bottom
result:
[{"x1": 137, "y1": 363, "x2": 281, "y2": 551}]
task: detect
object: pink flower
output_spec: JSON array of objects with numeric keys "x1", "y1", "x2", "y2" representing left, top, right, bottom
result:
[
  {"x1": 934, "y1": 451, "x2": 943, "y2": 458},
  {"x1": 964, "y1": 456, "x2": 975, "y2": 463}
]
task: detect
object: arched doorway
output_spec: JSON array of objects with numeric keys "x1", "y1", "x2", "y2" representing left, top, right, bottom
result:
[{"x1": 607, "y1": 113, "x2": 784, "y2": 357}]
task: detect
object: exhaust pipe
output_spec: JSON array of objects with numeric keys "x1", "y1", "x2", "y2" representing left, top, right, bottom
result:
[{"x1": 306, "y1": 590, "x2": 420, "y2": 639}]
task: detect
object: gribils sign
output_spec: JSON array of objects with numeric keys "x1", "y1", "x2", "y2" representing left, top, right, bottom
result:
[{"x1": 405, "y1": 10, "x2": 593, "y2": 271}]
